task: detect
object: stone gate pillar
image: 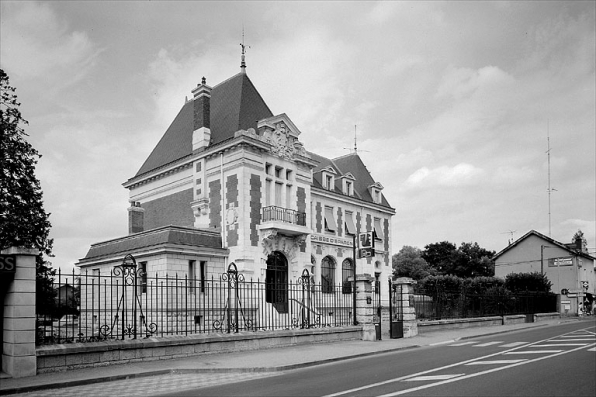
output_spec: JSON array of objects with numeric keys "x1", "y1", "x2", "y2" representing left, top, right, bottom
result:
[
  {"x1": 392, "y1": 277, "x2": 418, "y2": 338},
  {"x1": 1, "y1": 247, "x2": 39, "y2": 378},
  {"x1": 355, "y1": 274, "x2": 375, "y2": 341}
]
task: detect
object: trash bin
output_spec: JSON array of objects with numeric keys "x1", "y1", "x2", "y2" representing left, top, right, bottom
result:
[{"x1": 375, "y1": 323, "x2": 381, "y2": 340}]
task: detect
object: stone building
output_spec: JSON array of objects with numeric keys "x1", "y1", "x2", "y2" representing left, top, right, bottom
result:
[{"x1": 77, "y1": 59, "x2": 395, "y2": 330}]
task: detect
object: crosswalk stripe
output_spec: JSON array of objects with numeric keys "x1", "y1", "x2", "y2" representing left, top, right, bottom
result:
[
  {"x1": 505, "y1": 350, "x2": 563, "y2": 354},
  {"x1": 405, "y1": 374, "x2": 465, "y2": 381},
  {"x1": 474, "y1": 341, "x2": 503, "y2": 347},
  {"x1": 501, "y1": 342, "x2": 527, "y2": 347},
  {"x1": 466, "y1": 360, "x2": 527, "y2": 365},
  {"x1": 587, "y1": 347, "x2": 596, "y2": 352},
  {"x1": 548, "y1": 339, "x2": 595, "y2": 342},
  {"x1": 530, "y1": 343, "x2": 588, "y2": 347}
]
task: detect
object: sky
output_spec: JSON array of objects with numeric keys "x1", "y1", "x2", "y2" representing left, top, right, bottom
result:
[{"x1": 1, "y1": 1, "x2": 595, "y2": 272}]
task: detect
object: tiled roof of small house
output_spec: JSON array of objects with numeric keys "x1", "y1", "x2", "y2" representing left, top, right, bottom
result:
[
  {"x1": 79, "y1": 226, "x2": 225, "y2": 263},
  {"x1": 135, "y1": 72, "x2": 273, "y2": 177},
  {"x1": 494, "y1": 229, "x2": 596, "y2": 261}
]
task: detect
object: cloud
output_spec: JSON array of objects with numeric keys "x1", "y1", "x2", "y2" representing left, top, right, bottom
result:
[
  {"x1": 435, "y1": 65, "x2": 515, "y2": 100},
  {"x1": 0, "y1": 1, "x2": 101, "y2": 86},
  {"x1": 403, "y1": 163, "x2": 485, "y2": 190}
]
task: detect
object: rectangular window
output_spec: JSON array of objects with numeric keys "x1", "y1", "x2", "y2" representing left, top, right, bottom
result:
[
  {"x1": 200, "y1": 261, "x2": 206, "y2": 293},
  {"x1": 374, "y1": 218, "x2": 384, "y2": 240},
  {"x1": 325, "y1": 175, "x2": 333, "y2": 190},
  {"x1": 275, "y1": 182, "x2": 283, "y2": 206},
  {"x1": 275, "y1": 166, "x2": 283, "y2": 179},
  {"x1": 285, "y1": 185, "x2": 291, "y2": 209},
  {"x1": 324, "y1": 206, "x2": 337, "y2": 232},
  {"x1": 189, "y1": 260, "x2": 196, "y2": 292},
  {"x1": 265, "y1": 163, "x2": 272, "y2": 175},
  {"x1": 139, "y1": 262, "x2": 147, "y2": 293},
  {"x1": 286, "y1": 170, "x2": 292, "y2": 180},
  {"x1": 265, "y1": 179, "x2": 272, "y2": 206},
  {"x1": 345, "y1": 211, "x2": 356, "y2": 235}
]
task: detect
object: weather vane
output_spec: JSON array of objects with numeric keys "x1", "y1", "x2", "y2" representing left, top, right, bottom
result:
[{"x1": 240, "y1": 27, "x2": 250, "y2": 73}]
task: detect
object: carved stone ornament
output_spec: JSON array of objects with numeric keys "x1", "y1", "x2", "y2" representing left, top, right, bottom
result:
[
  {"x1": 261, "y1": 231, "x2": 304, "y2": 262},
  {"x1": 262, "y1": 122, "x2": 301, "y2": 160},
  {"x1": 191, "y1": 198, "x2": 210, "y2": 217}
]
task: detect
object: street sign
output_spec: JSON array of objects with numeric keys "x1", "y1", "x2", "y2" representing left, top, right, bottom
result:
[
  {"x1": 581, "y1": 281, "x2": 589, "y2": 290},
  {"x1": 358, "y1": 231, "x2": 375, "y2": 258}
]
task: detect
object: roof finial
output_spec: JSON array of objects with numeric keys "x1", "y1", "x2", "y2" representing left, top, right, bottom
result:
[{"x1": 240, "y1": 27, "x2": 250, "y2": 74}]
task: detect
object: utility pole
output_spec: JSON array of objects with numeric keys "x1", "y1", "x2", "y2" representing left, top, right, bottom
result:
[{"x1": 546, "y1": 120, "x2": 557, "y2": 237}]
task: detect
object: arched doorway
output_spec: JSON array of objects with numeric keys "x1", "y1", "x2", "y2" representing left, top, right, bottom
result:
[{"x1": 266, "y1": 251, "x2": 288, "y2": 313}]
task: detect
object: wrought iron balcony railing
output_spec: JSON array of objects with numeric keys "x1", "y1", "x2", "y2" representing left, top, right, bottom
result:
[{"x1": 262, "y1": 206, "x2": 306, "y2": 226}]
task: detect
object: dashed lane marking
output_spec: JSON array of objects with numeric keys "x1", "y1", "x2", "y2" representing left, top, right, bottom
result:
[
  {"x1": 505, "y1": 350, "x2": 563, "y2": 354},
  {"x1": 500, "y1": 342, "x2": 528, "y2": 347},
  {"x1": 473, "y1": 341, "x2": 503, "y2": 347},
  {"x1": 404, "y1": 374, "x2": 464, "y2": 382},
  {"x1": 465, "y1": 359, "x2": 526, "y2": 365}
]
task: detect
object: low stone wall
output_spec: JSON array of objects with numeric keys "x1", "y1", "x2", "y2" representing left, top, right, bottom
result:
[
  {"x1": 36, "y1": 326, "x2": 362, "y2": 373},
  {"x1": 533, "y1": 313, "x2": 561, "y2": 322},
  {"x1": 502, "y1": 315, "x2": 527, "y2": 325},
  {"x1": 417, "y1": 316, "x2": 504, "y2": 333}
]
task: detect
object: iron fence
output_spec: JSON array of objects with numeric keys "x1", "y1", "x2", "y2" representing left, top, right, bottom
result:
[
  {"x1": 36, "y1": 264, "x2": 354, "y2": 345},
  {"x1": 412, "y1": 286, "x2": 558, "y2": 321}
]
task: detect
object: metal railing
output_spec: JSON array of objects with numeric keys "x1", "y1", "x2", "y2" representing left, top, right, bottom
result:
[
  {"x1": 262, "y1": 206, "x2": 306, "y2": 226},
  {"x1": 36, "y1": 265, "x2": 354, "y2": 345},
  {"x1": 412, "y1": 287, "x2": 558, "y2": 321}
]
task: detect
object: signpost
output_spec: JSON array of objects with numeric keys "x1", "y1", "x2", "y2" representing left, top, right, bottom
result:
[{"x1": 358, "y1": 231, "x2": 375, "y2": 258}]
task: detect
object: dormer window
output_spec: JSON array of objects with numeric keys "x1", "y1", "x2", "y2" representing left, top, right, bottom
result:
[
  {"x1": 341, "y1": 173, "x2": 356, "y2": 196},
  {"x1": 368, "y1": 182, "x2": 384, "y2": 204},
  {"x1": 321, "y1": 166, "x2": 337, "y2": 191}
]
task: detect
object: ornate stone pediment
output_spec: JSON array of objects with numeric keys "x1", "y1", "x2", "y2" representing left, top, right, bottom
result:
[
  {"x1": 257, "y1": 114, "x2": 307, "y2": 160},
  {"x1": 261, "y1": 231, "x2": 304, "y2": 262}
]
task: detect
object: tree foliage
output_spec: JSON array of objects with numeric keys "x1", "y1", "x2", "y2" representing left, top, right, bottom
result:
[
  {"x1": 392, "y1": 245, "x2": 437, "y2": 281},
  {"x1": 0, "y1": 69, "x2": 55, "y2": 314},
  {"x1": 421, "y1": 241, "x2": 495, "y2": 278}
]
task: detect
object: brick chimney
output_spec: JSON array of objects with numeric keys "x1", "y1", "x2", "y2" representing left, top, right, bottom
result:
[
  {"x1": 128, "y1": 202, "x2": 144, "y2": 234},
  {"x1": 192, "y1": 77, "x2": 212, "y2": 151}
]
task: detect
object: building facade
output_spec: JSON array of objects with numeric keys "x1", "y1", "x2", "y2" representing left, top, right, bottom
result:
[
  {"x1": 494, "y1": 230, "x2": 595, "y2": 315},
  {"x1": 76, "y1": 64, "x2": 395, "y2": 331}
]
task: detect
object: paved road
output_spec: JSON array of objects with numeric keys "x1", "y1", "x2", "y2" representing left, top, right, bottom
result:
[{"x1": 157, "y1": 321, "x2": 595, "y2": 397}]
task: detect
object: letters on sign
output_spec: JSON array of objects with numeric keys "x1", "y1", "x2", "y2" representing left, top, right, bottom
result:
[{"x1": 0, "y1": 255, "x2": 16, "y2": 272}]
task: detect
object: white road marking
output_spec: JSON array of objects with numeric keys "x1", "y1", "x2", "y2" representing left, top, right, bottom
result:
[
  {"x1": 505, "y1": 350, "x2": 563, "y2": 354},
  {"x1": 587, "y1": 347, "x2": 596, "y2": 352},
  {"x1": 500, "y1": 342, "x2": 527, "y2": 348},
  {"x1": 530, "y1": 343, "x2": 588, "y2": 347},
  {"x1": 448, "y1": 341, "x2": 478, "y2": 346},
  {"x1": 323, "y1": 327, "x2": 596, "y2": 397},
  {"x1": 548, "y1": 338, "x2": 595, "y2": 342},
  {"x1": 376, "y1": 343, "x2": 596, "y2": 397},
  {"x1": 405, "y1": 374, "x2": 464, "y2": 381},
  {"x1": 474, "y1": 341, "x2": 503, "y2": 347},
  {"x1": 466, "y1": 360, "x2": 526, "y2": 365}
]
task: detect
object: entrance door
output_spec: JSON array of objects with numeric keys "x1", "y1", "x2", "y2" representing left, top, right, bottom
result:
[
  {"x1": 389, "y1": 282, "x2": 404, "y2": 339},
  {"x1": 266, "y1": 251, "x2": 288, "y2": 313}
]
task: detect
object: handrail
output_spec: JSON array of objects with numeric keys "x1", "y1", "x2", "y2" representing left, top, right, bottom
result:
[{"x1": 262, "y1": 206, "x2": 306, "y2": 226}]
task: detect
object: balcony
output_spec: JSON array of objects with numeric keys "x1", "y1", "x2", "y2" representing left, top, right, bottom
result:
[{"x1": 259, "y1": 206, "x2": 310, "y2": 237}]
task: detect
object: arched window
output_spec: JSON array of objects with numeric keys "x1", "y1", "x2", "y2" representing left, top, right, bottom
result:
[
  {"x1": 342, "y1": 258, "x2": 353, "y2": 294},
  {"x1": 321, "y1": 256, "x2": 336, "y2": 293},
  {"x1": 266, "y1": 251, "x2": 288, "y2": 313}
]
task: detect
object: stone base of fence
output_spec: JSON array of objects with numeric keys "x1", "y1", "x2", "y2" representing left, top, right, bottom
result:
[
  {"x1": 533, "y1": 313, "x2": 561, "y2": 322},
  {"x1": 36, "y1": 326, "x2": 362, "y2": 373},
  {"x1": 502, "y1": 315, "x2": 527, "y2": 325},
  {"x1": 417, "y1": 316, "x2": 504, "y2": 333}
]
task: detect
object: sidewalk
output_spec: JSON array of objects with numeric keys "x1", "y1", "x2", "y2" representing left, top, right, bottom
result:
[{"x1": 0, "y1": 318, "x2": 588, "y2": 396}]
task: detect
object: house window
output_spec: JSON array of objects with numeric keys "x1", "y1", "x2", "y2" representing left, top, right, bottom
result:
[
  {"x1": 200, "y1": 261, "x2": 206, "y2": 293},
  {"x1": 373, "y1": 189, "x2": 381, "y2": 204},
  {"x1": 343, "y1": 180, "x2": 354, "y2": 196},
  {"x1": 265, "y1": 163, "x2": 272, "y2": 175},
  {"x1": 286, "y1": 170, "x2": 292, "y2": 181},
  {"x1": 345, "y1": 211, "x2": 356, "y2": 235},
  {"x1": 189, "y1": 260, "x2": 196, "y2": 292},
  {"x1": 139, "y1": 262, "x2": 147, "y2": 293},
  {"x1": 342, "y1": 258, "x2": 353, "y2": 294},
  {"x1": 321, "y1": 256, "x2": 336, "y2": 293},
  {"x1": 275, "y1": 166, "x2": 283, "y2": 179},
  {"x1": 324, "y1": 206, "x2": 337, "y2": 233},
  {"x1": 374, "y1": 218, "x2": 384, "y2": 240}
]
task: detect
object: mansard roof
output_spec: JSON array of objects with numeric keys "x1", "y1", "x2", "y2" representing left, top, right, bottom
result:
[
  {"x1": 310, "y1": 151, "x2": 393, "y2": 209},
  {"x1": 136, "y1": 73, "x2": 273, "y2": 177}
]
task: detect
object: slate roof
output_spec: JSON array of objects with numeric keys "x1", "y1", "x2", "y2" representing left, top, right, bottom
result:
[
  {"x1": 79, "y1": 226, "x2": 224, "y2": 263},
  {"x1": 310, "y1": 151, "x2": 393, "y2": 209},
  {"x1": 136, "y1": 73, "x2": 273, "y2": 177}
]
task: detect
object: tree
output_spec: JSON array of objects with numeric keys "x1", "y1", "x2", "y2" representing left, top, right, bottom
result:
[
  {"x1": 0, "y1": 69, "x2": 55, "y2": 314},
  {"x1": 421, "y1": 241, "x2": 495, "y2": 278},
  {"x1": 392, "y1": 245, "x2": 436, "y2": 281}
]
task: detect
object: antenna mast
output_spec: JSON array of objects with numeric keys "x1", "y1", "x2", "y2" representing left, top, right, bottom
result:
[{"x1": 546, "y1": 120, "x2": 557, "y2": 237}]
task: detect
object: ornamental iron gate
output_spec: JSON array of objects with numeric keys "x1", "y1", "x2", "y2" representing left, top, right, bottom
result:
[{"x1": 389, "y1": 282, "x2": 404, "y2": 339}]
